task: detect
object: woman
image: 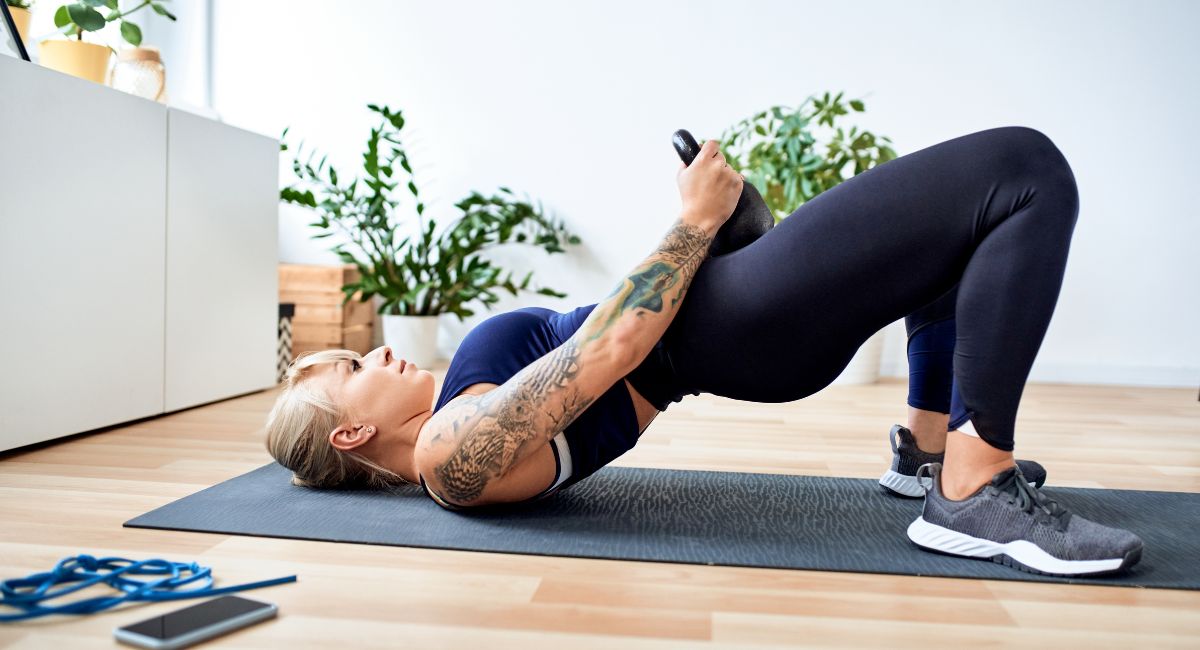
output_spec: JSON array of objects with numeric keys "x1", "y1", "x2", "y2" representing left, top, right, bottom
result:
[{"x1": 266, "y1": 126, "x2": 1142, "y2": 577}]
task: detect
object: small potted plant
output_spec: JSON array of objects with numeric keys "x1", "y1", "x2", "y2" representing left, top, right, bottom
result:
[
  {"x1": 719, "y1": 91, "x2": 897, "y2": 384},
  {"x1": 280, "y1": 104, "x2": 581, "y2": 366},
  {"x1": 5, "y1": 0, "x2": 33, "y2": 45},
  {"x1": 39, "y1": 0, "x2": 175, "y2": 84}
]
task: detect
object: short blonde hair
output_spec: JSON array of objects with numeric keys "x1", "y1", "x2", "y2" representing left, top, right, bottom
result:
[{"x1": 265, "y1": 349, "x2": 413, "y2": 490}]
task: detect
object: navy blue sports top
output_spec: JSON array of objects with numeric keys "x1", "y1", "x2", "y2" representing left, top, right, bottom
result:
[{"x1": 417, "y1": 303, "x2": 643, "y2": 511}]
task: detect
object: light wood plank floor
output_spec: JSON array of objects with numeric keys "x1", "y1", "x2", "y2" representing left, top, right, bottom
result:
[{"x1": 2, "y1": 368, "x2": 1198, "y2": 648}]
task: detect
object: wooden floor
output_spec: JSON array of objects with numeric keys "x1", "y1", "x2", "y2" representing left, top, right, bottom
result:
[{"x1": 1, "y1": 367, "x2": 1198, "y2": 648}]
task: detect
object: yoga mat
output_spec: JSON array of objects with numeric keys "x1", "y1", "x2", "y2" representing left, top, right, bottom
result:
[{"x1": 125, "y1": 462, "x2": 1200, "y2": 590}]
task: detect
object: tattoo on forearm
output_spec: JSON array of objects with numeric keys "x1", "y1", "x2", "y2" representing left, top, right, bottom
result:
[
  {"x1": 590, "y1": 221, "x2": 711, "y2": 340},
  {"x1": 433, "y1": 337, "x2": 596, "y2": 503}
]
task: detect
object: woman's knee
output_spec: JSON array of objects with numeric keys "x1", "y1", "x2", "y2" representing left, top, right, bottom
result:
[{"x1": 983, "y1": 126, "x2": 1080, "y2": 222}]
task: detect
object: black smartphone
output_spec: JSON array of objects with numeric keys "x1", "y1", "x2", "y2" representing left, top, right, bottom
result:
[{"x1": 113, "y1": 595, "x2": 278, "y2": 650}]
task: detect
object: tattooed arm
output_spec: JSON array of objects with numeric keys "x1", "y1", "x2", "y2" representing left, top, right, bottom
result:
[{"x1": 418, "y1": 140, "x2": 741, "y2": 507}]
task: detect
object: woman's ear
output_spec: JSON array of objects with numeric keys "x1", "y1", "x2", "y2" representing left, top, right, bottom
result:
[{"x1": 329, "y1": 425, "x2": 376, "y2": 451}]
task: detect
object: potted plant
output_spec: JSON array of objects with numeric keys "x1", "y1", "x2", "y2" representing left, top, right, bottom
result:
[
  {"x1": 5, "y1": 1, "x2": 33, "y2": 45},
  {"x1": 719, "y1": 91, "x2": 898, "y2": 384},
  {"x1": 39, "y1": 0, "x2": 175, "y2": 84},
  {"x1": 280, "y1": 104, "x2": 581, "y2": 367}
]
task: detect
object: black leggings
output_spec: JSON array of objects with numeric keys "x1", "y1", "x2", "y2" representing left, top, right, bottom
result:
[{"x1": 626, "y1": 126, "x2": 1080, "y2": 452}]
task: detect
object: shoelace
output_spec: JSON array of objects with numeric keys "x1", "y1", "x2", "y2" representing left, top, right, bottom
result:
[
  {"x1": 916, "y1": 463, "x2": 1071, "y2": 530},
  {"x1": 995, "y1": 468, "x2": 1070, "y2": 528},
  {"x1": 0, "y1": 554, "x2": 296, "y2": 622}
]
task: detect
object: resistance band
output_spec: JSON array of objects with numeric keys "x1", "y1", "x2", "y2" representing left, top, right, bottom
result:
[{"x1": 0, "y1": 554, "x2": 297, "y2": 622}]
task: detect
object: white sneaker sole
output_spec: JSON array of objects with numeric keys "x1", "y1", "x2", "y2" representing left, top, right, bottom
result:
[
  {"x1": 879, "y1": 470, "x2": 930, "y2": 498},
  {"x1": 906, "y1": 516, "x2": 1132, "y2": 576}
]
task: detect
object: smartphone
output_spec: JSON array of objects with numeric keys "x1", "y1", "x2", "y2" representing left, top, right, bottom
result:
[{"x1": 114, "y1": 595, "x2": 277, "y2": 650}]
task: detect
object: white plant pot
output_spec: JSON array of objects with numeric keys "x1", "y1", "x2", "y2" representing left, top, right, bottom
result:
[
  {"x1": 832, "y1": 329, "x2": 886, "y2": 385},
  {"x1": 381, "y1": 314, "x2": 440, "y2": 367}
]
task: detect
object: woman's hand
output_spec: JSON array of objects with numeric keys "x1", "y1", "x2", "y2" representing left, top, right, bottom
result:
[{"x1": 677, "y1": 139, "x2": 744, "y2": 233}]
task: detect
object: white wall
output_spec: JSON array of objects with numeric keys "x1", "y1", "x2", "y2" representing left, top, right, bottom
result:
[{"x1": 204, "y1": 0, "x2": 1197, "y2": 387}]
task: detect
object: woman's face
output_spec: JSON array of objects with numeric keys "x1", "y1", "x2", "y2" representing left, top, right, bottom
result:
[{"x1": 311, "y1": 346, "x2": 436, "y2": 439}]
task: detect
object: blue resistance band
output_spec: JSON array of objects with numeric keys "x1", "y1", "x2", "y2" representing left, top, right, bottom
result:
[{"x1": 0, "y1": 554, "x2": 297, "y2": 623}]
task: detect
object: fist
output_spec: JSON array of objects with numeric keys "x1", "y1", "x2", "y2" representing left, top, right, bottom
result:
[{"x1": 676, "y1": 139, "x2": 743, "y2": 231}]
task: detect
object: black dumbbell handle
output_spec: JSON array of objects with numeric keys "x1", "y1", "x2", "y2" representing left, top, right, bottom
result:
[
  {"x1": 671, "y1": 129, "x2": 704, "y2": 166},
  {"x1": 670, "y1": 127, "x2": 776, "y2": 257}
]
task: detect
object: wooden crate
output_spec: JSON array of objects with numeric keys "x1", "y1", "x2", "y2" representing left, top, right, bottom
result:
[{"x1": 279, "y1": 263, "x2": 376, "y2": 357}]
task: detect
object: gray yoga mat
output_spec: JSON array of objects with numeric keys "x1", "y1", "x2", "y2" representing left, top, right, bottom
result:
[{"x1": 125, "y1": 462, "x2": 1200, "y2": 590}]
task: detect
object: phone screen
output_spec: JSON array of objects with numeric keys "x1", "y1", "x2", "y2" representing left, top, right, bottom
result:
[{"x1": 118, "y1": 596, "x2": 271, "y2": 640}]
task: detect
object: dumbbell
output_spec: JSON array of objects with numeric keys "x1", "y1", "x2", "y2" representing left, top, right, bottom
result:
[{"x1": 672, "y1": 129, "x2": 775, "y2": 257}]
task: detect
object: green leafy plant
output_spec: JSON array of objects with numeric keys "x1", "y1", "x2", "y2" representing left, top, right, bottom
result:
[
  {"x1": 6, "y1": 1, "x2": 35, "y2": 10},
  {"x1": 52, "y1": 0, "x2": 176, "y2": 46},
  {"x1": 719, "y1": 91, "x2": 897, "y2": 221},
  {"x1": 280, "y1": 104, "x2": 581, "y2": 320}
]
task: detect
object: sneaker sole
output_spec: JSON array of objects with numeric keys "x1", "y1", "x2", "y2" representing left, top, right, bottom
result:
[
  {"x1": 879, "y1": 470, "x2": 930, "y2": 498},
  {"x1": 906, "y1": 517, "x2": 1141, "y2": 576}
]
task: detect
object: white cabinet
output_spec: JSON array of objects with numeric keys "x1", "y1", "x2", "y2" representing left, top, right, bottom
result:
[
  {"x1": 164, "y1": 109, "x2": 278, "y2": 412},
  {"x1": 0, "y1": 55, "x2": 278, "y2": 453}
]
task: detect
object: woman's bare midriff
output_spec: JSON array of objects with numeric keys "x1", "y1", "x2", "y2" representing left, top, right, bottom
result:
[{"x1": 434, "y1": 379, "x2": 661, "y2": 499}]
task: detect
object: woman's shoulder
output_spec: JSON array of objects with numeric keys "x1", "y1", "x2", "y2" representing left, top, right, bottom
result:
[
  {"x1": 416, "y1": 382, "x2": 560, "y2": 508},
  {"x1": 423, "y1": 382, "x2": 498, "y2": 444}
]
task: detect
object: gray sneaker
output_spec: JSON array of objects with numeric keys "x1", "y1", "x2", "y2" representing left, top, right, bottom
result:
[
  {"x1": 879, "y1": 424, "x2": 1047, "y2": 497},
  {"x1": 907, "y1": 462, "x2": 1143, "y2": 576}
]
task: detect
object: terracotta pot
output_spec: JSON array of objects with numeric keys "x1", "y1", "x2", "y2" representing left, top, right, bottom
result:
[
  {"x1": 9, "y1": 6, "x2": 31, "y2": 45},
  {"x1": 39, "y1": 39, "x2": 112, "y2": 85}
]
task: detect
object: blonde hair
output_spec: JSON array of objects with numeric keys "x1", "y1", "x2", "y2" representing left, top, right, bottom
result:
[{"x1": 265, "y1": 349, "x2": 414, "y2": 491}]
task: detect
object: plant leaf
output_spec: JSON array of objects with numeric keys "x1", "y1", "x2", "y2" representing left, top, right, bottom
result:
[
  {"x1": 151, "y1": 3, "x2": 177, "y2": 20},
  {"x1": 120, "y1": 20, "x2": 142, "y2": 46},
  {"x1": 67, "y1": 4, "x2": 106, "y2": 31}
]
